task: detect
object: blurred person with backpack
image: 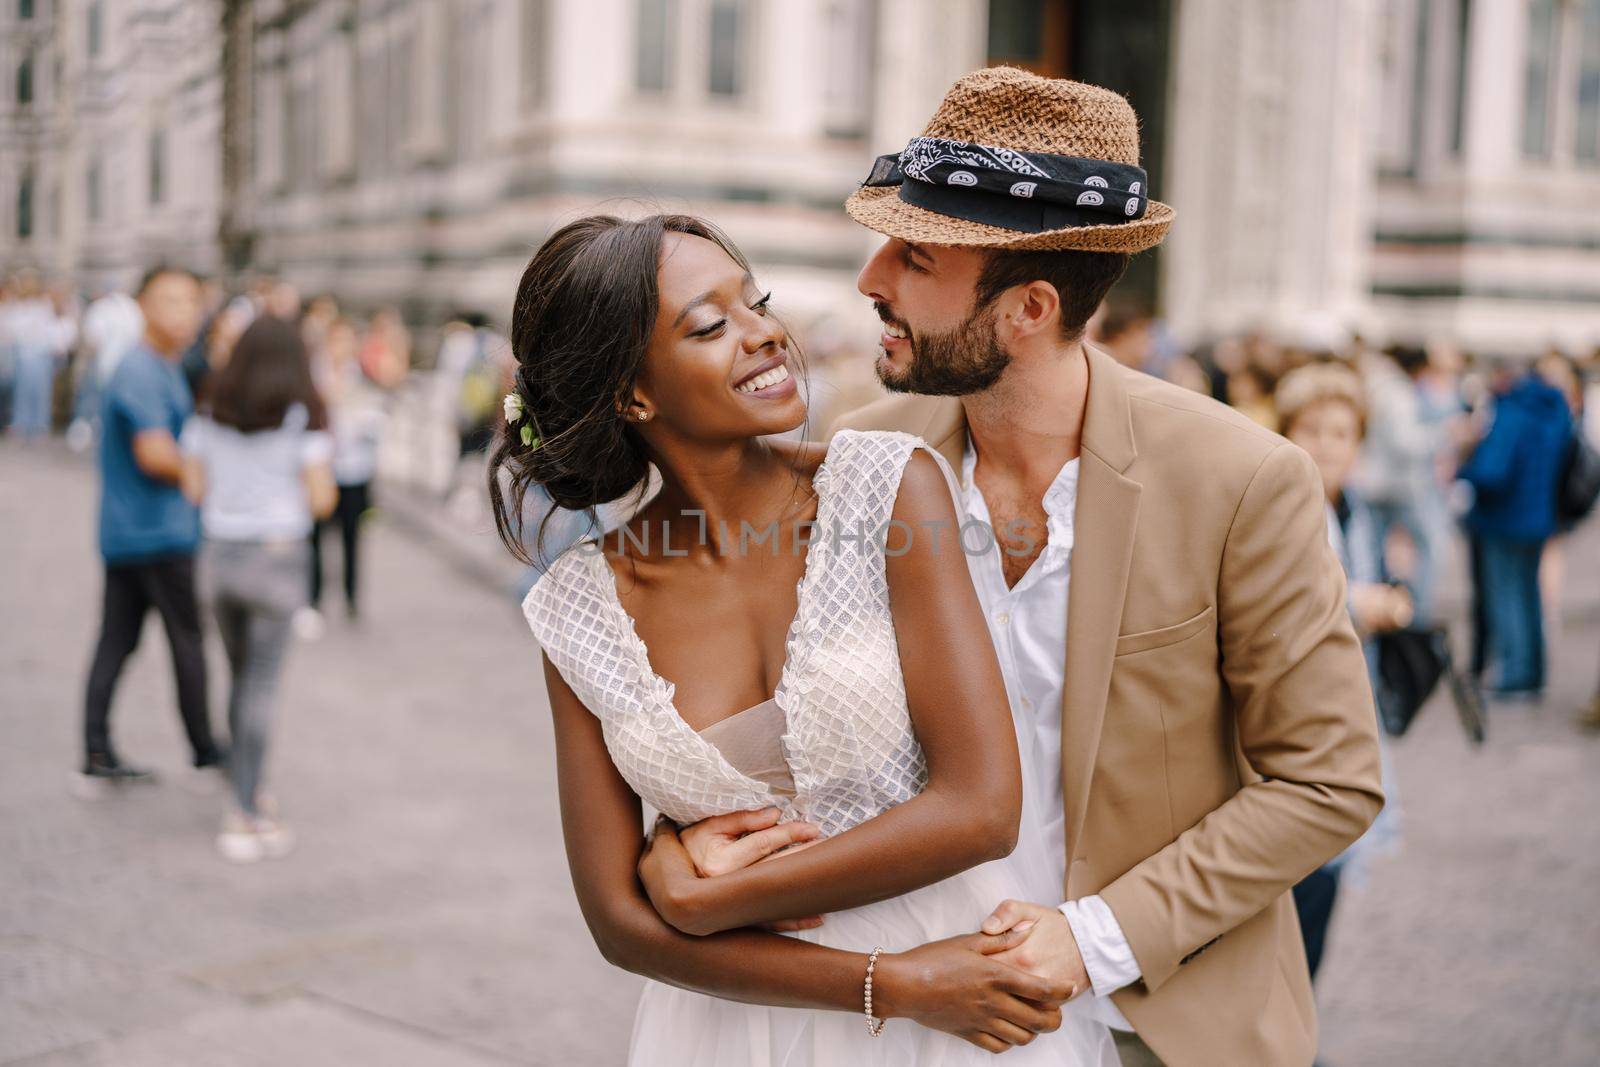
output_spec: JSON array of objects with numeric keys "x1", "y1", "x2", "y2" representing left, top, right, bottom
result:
[{"x1": 1459, "y1": 360, "x2": 1575, "y2": 700}]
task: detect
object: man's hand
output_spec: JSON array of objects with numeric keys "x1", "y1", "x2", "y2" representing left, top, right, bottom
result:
[
  {"x1": 679, "y1": 807, "x2": 821, "y2": 877},
  {"x1": 638, "y1": 813, "x2": 824, "y2": 934},
  {"x1": 873, "y1": 930, "x2": 1074, "y2": 1053},
  {"x1": 980, "y1": 900, "x2": 1089, "y2": 1002},
  {"x1": 1350, "y1": 581, "x2": 1413, "y2": 635}
]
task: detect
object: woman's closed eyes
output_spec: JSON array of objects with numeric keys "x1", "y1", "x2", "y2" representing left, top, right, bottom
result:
[{"x1": 687, "y1": 292, "x2": 775, "y2": 339}]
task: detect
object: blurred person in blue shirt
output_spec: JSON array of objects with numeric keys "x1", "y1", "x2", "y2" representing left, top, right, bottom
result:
[
  {"x1": 1459, "y1": 362, "x2": 1574, "y2": 698},
  {"x1": 79, "y1": 266, "x2": 224, "y2": 786}
]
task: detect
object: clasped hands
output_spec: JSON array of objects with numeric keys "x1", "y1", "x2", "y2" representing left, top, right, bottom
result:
[
  {"x1": 636, "y1": 807, "x2": 1091, "y2": 1051},
  {"x1": 638, "y1": 807, "x2": 826, "y2": 934}
]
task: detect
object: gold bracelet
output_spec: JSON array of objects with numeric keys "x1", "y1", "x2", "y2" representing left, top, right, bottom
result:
[{"x1": 864, "y1": 946, "x2": 886, "y2": 1037}]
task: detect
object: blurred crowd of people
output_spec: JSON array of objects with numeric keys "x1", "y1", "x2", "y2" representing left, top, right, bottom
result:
[
  {"x1": 0, "y1": 265, "x2": 431, "y2": 862},
  {"x1": 1087, "y1": 303, "x2": 1600, "y2": 993},
  {"x1": 7, "y1": 263, "x2": 1600, "y2": 867},
  {"x1": 1087, "y1": 302, "x2": 1600, "y2": 729},
  {"x1": 0, "y1": 267, "x2": 432, "y2": 623}
]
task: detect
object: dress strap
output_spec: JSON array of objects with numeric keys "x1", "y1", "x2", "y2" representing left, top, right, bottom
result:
[
  {"x1": 818, "y1": 429, "x2": 964, "y2": 560},
  {"x1": 521, "y1": 547, "x2": 629, "y2": 718}
]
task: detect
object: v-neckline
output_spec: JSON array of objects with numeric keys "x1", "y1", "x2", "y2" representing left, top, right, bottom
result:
[{"x1": 586, "y1": 449, "x2": 836, "y2": 743}]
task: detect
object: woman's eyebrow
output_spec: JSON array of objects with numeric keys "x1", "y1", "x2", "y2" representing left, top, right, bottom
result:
[{"x1": 671, "y1": 273, "x2": 756, "y2": 329}]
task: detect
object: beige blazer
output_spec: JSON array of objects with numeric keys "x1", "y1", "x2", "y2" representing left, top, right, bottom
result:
[{"x1": 832, "y1": 343, "x2": 1384, "y2": 1067}]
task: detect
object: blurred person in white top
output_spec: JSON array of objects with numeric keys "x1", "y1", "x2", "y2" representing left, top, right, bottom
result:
[
  {"x1": 68, "y1": 287, "x2": 145, "y2": 451},
  {"x1": 1356, "y1": 343, "x2": 1453, "y2": 623},
  {"x1": 7, "y1": 273, "x2": 78, "y2": 440},
  {"x1": 307, "y1": 315, "x2": 387, "y2": 626},
  {"x1": 181, "y1": 316, "x2": 336, "y2": 863}
]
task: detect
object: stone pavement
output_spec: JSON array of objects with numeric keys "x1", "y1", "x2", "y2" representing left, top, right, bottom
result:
[
  {"x1": 3, "y1": 439, "x2": 1598, "y2": 1066},
  {"x1": 2, "y1": 442, "x2": 640, "y2": 1066}
]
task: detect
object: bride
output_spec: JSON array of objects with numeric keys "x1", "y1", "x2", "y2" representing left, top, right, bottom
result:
[{"x1": 492, "y1": 213, "x2": 1115, "y2": 1066}]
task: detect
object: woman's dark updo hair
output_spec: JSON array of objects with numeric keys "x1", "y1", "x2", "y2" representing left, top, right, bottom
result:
[{"x1": 488, "y1": 213, "x2": 758, "y2": 566}]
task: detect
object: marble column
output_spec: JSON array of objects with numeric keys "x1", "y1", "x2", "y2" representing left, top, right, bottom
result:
[{"x1": 1162, "y1": 0, "x2": 1381, "y2": 346}]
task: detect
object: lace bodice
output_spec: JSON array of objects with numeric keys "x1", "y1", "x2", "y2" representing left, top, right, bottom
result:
[{"x1": 522, "y1": 430, "x2": 955, "y2": 838}]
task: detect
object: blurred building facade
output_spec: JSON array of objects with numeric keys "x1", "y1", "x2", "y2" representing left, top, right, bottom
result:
[
  {"x1": 4, "y1": 0, "x2": 1598, "y2": 357},
  {"x1": 230, "y1": 0, "x2": 956, "y2": 329},
  {"x1": 1, "y1": 0, "x2": 225, "y2": 290},
  {"x1": 1369, "y1": 0, "x2": 1600, "y2": 353},
  {"x1": 1164, "y1": 0, "x2": 1600, "y2": 356}
]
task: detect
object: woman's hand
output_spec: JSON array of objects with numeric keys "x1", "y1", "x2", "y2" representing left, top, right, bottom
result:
[
  {"x1": 639, "y1": 814, "x2": 825, "y2": 935},
  {"x1": 636, "y1": 818, "x2": 704, "y2": 933},
  {"x1": 873, "y1": 930, "x2": 1075, "y2": 1053}
]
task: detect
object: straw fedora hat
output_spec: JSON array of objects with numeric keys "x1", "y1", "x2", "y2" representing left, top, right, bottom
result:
[{"x1": 846, "y1": 66, "x2": 1173, "y2": 254}]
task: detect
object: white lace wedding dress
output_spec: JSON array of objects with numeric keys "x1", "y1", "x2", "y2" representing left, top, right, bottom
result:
[{"x1": 524, "y1": 430, "x2": 1116, "y2": 1067}]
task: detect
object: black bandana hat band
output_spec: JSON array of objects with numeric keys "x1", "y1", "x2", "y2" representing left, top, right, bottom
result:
[{"x1": 861, "y1": 136, "x2": 1148, "y2": 233}]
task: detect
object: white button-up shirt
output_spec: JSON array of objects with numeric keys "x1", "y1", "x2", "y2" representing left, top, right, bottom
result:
[{"x1": 959, "y1": 440, "x2": 1140, "y2": 1031}]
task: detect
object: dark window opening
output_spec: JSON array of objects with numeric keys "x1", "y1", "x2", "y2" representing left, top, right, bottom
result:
[
  {"x1": 636, "y1": 0, "x2": 675, "y2": 93},
  {"x1": 17, "y1": 172, "x2": 33, "y2": 239},
  {"x1": 708, "y1": 0, "x2": 743, "y2": 97},
  {"x1": 149, "y1": 128, "x2": 165, "y2": 205}
]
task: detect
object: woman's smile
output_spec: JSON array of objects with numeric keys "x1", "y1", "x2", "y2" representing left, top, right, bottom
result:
[{"x1": 732, "y1": 353, "x2": 797, "y2": 399}]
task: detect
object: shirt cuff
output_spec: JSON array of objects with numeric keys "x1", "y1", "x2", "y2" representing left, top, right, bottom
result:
[{"x1": 1059, "y1": 895, "x2": 1141, "y2": 998}]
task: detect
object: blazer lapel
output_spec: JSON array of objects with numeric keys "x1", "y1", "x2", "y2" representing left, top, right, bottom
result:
[{"x1": 1061, "y1": 346, "x2": 1142, "y2": 870}]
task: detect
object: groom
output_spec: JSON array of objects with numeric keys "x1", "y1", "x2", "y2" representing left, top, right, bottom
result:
[
  {"x1": 830, "y1": 68, "x2": 1383, "y2": 1065},
  {"x1": 644, "y1": 68, "x2": 1383, "y2": 1065}
]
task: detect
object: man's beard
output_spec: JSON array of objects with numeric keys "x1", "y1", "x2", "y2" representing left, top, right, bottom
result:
[{"x1": 875, "y1": 299, "x2": 1011, "y2": 396}]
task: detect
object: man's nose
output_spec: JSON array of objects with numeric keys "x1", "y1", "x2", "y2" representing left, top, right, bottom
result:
[{"x1": 857, "y1": 239, "x2": 897, "y2": 303}]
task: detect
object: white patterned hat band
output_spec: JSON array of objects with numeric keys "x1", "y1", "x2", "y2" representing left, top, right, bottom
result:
[{"x1": 861, "y1": 135, "x2": 1148, "y2": 233}]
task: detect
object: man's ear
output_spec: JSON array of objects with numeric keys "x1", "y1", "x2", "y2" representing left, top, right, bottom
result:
[{"x1": 998, "y1": 280, "x2": 1062, "y2": 343}]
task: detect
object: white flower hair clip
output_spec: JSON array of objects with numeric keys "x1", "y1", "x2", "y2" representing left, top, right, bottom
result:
[{"x1": 503, "y1": 392, "x2": 538, "y2": 448}]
